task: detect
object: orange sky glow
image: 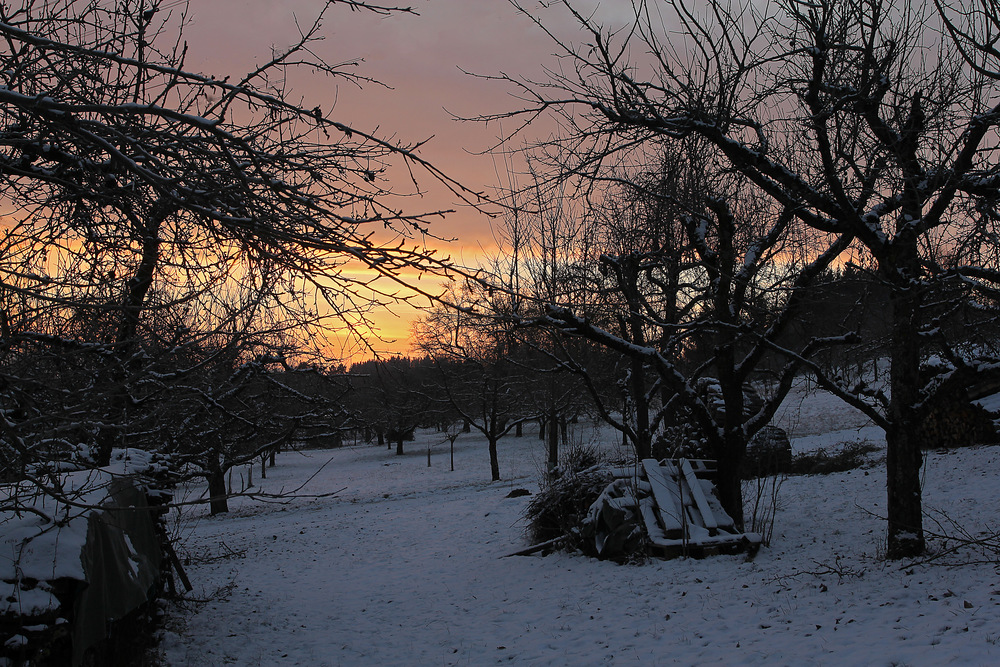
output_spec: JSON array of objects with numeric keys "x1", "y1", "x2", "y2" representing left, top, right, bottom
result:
[{"x1": 181, "y1": 0, "x2": 584, "y2": 362}]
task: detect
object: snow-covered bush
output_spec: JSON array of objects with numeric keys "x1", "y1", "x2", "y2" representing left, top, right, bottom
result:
[
  {"x1": 789, "y1": 441, "x2": 881, "y2": 475},
  {"x1": 524, "y1": 445, "x2": 613, "y2": 546}
]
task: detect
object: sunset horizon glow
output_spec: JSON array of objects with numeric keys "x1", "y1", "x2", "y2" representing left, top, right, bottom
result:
[{"x1": 180, "y1": 0, "x2": 572, "y2": 363}]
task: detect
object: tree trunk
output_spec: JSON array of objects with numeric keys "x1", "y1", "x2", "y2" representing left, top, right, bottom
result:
[
  {"x1": 515, "y1": 422, "x2": 523, "y2": 438},
  {"x1": 207, "y1": 467, "x2": 229, "y2": 515},
  {"x1": 714, "y1": 338, "x2": 745, "y2": 529},
  {"x1": 547, "y1": 407, "x2": 559, "y2": 472},
  {"x1": 622, "y1": 407, "x2": 629, "y2": 450},
  {"x1": 396, "y1": 435, "x2": 404, "y2": 456},
  {"x1": 714, "y1": 440, "x2": 745, "y2": 531},
  {"x1": 96, "y1": 206, "x2": 171, "y2": 467},
  {"x1": 630, "y1": 358, "x2": 652, "y2": 460},
  {"x1": 94, "y1": 426, "x2": 116, "y2": 468},
  {"x1": 885, "y1": 282, "x2": 925, "y2": 558},
  {"x1": 117, "y1": 209, "x2": 166, "y2": 348},
  {"x1": 489, "y1": 435, "x2": 500, "y2": 481}
]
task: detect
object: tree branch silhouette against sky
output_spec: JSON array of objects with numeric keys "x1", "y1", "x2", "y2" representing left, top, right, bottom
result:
[{"x1": 182, "y1": 0, "x2": 629, "y2": 357}]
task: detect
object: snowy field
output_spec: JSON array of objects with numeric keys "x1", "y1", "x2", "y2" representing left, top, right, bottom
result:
[{"x1": 160, "y1": 385, "x2": 1000, "y2": 666}]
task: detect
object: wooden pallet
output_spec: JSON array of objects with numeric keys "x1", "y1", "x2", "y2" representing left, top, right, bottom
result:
[{"x1": 640, "y1": 458, "x2": 759, "y2": 558}]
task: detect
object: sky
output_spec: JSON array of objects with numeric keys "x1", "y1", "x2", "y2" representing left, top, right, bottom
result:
[{"x1": 180, "y1": 0, "x2": 630, "y2": 360}]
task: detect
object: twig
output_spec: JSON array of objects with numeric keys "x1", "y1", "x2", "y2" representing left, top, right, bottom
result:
[
  {"x1": 767, "y1": 556, "x2": 866, "y2": 584},
  {"x1": 501, "y1": 534, "x2": 570, "y2": 558}
]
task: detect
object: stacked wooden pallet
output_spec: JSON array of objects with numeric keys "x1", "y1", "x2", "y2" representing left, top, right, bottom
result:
[{"x1": 640, "y1": 458, "x2": 761, "y2": 558}]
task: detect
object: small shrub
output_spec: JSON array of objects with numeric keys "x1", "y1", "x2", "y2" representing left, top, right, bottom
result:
[
  {"x1": 742, "y1": 426, "x2": 793, "y2": 479},
  {"x1": 788, "y1": 440, "x2": 881, "y2": 475},
  {"x1": 743, "y1": 473, "x2": 785, "y2": 546},
  {"x1": 524, "y1": 468, "x2": 613, "y2": 545},
  {"x1": 553, "y1": 442, "x2": 607, "y2": 478},
  {"x1": 524, "y1": 444, "x2": 612, "y2": 546}
]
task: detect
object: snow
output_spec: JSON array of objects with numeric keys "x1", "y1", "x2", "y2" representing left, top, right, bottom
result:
[
  {"x1": 771, "y1": 380, "x2": 882, "y2": 452},
  {"x1": 975, "y1": 392, "x2": 1000, "y2": 415},
  {"x1": 0, "y1": 473, "x2": 110, "y2": 583},
  {"x1": 160, "y1": 384, "x2": 1000, "y2": 666},
  {"x1": 1, "y1": 584, "x2": 58, "y2": 616},
  {"x1": 0, "y1": 448, "x2": 164, "y2": 585}
]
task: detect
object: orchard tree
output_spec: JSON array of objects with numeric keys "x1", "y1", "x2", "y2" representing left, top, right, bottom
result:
[
  {"x1": 413, "y1": 285, "x2": 536, "y2": 481},
  {"x1": 496, "y1": 0, "x2": 1000, "y2": 557},
  {"x1": 0, "y1": 0, "x2": 469, "y2": 508},
  {"x1": 348, "y1": 356, "x2": 433, "y2": 455},
  {"x1": 506, "y1": 145, "x2": 853, "y2": 528},
  {"x1": 150, "y1": 342, "x2": 351, "y2": 515},
  {"x1": 489, "y1": 177, "x2": 598, "y2": 470}
]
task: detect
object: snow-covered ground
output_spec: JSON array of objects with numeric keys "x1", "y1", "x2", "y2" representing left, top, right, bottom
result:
[{"x1": 160, "y1": 384, "x2": 1000, "y2": 666}]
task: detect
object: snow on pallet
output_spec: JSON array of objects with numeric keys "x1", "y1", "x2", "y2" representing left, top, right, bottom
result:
[{"x1": 640, "y1": 458, "x2": 759, "y2": 557}]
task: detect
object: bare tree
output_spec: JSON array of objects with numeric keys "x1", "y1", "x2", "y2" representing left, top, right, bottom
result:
[
  {"x1": 514, "y1": 145, "x2": 852, "y2": 528},
  {"x1": 495, "y1": 174, "x2": 598, "y2": 470},
  {"x1": 0, "y1": 0, "x2": 469, "y2": 510},
  {"x1": 491, "y1": 0, "x2": 1000, "y2": 557},
  {"x1": 348, "y1": 356, "x2": 434, "y2": 456},
  {"x1": 413, "y1": 285, "x2": 536, "y2": 481}
]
